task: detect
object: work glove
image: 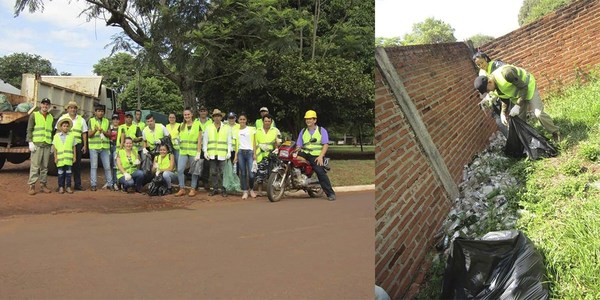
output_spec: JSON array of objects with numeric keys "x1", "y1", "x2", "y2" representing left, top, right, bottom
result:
[
  {"x1": 226, "y1": 152, "x2": 231, "y2": 160},
  {"x1": 174, "y1": 138, "x2": 180, "y2": 145},
  {"x1": 134, "y1": 159, "x2": 140, "y2": 165},
  {"x1": 509, "y1": 105, "x2": 521, "y2": 117},
  {"x1": 154, "y1": 140, "x2": 161, "y2": 145},
  {"x1": 124, "y1": 173, "x2": 132, "y2": 181},
  {"x1": 142, "y1": 148, "x2": 149, "y2": 155},
  {"x1": 195, "y1": 153, "x2": 201, "y2": 161},
  {"x1": 272, "y1": 149, "x2": 279, "y2": 155},
  {"x1": 155, "y1": 171, "x2": 160, "y2": 177},
  {"x1": 204, "y1": 152, "x2": 210, "y2": 160},
  {"x1": 252, "y1": 161, "x2": 258, "y2": 173},
  {"x1": 259, "y1": 144, "x2": 269, "y2": 151},
  {"x1": 28, "y1": 142, "x2": 36, "y2": 153},
  {"x1": 100, "y1": 133, "x2": 106, "y2": 141},
  {"x1": 501, "y1": 113, "x2": 508, "y2": 126}
]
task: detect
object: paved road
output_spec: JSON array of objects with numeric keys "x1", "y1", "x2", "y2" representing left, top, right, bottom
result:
[{"x1": 0, "y1": 191, "x2": 374, "y2": 299}]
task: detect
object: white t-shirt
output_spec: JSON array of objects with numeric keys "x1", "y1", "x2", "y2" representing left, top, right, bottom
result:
[{"x1": 238, "y1": 127, "x2": 253, "y2": 150}]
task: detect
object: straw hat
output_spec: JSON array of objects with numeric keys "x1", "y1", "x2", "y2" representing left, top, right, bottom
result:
[
  {"x1": 212, "y1": 109, "x2": 223, "y2": 117},
  {"x1": 66, "y1": 101, "x2": 78, "y2": 109},
  {"x1": 57, "y1": 117, "x2": 73, "y2": 128}
]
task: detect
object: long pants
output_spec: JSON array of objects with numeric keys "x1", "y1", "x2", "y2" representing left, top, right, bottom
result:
[
  {"x1": 73, "y1": 143, "x2": 83, "y2": 188},
  {"x1": 118, "y1": 170, "x2": 145, "y2": 192},
  {"x1": 177, "y1": 154, "x2": 198, "y2": 189},
  {"x1": 57, "y1": 165, "x2": 72, "y2": 188},
  {"x1": 209, "y1": 159, "x2": 225, "y2": 191},
  {"x1": 298, "y1": 152, "x2": 335, "y2": 198},
  {"x1": 90, "y1": 148, "x2": 114, "y2": 187},
  {"x1": 237, "y1": 149, "x2": 255, "y2": 191},
  {"x1": 110, "y1": 144, "x2": 117, "y2": 184},
  {"x1": 518, "y1": 89, "x2": 559, "y2": 134},
  {"x1": 172, "y1": 149, "x2": 180, "y2": 169},
  {"x1": 28, "y1": 144, "x2": 51, "y2": 186},
  {"x1": 162, "y1": 171, "x2": 177, "y2": 188}
]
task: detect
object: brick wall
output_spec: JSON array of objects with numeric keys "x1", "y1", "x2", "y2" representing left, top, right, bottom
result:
[
  {"x1": 375, "y1": 43, "x2": 497, "y2": 299},
  {"x1": 482, "y1": 0, "x2": 600, "y2": 95}
]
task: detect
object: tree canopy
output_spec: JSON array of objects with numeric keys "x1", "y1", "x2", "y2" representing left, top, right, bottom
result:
[
  {"x1": 375, "y1": 37, "x2": 403, "y2": 47},
  {"x1": 468, "y1": 34, "x2": 495, "y2": 49},
  {"x1": 518, "y1": 0, "x2": 572, "y2": 25},
  {"x1": 403, "y1": 17, "x2": 457, "y2": 45},
  {"x1": 0, "y1": 53, "x2": 57, "y2": 89}
]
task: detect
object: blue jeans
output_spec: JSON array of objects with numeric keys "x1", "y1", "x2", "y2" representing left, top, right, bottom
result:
[
  {"x1": 90, "y1": 148, "x2": 114, "y2": 187},
  {"x1": 172, "y1": 149, "x2": 180, "y2": 168},
  {"x1": 110, "y1": 144, "x2": 117, "y2": 183},
  {"x1": 237, "y1": 149, "x2": 255, "y2": 191},
  {"x1": 118, "y1": 170, "x2": 145, "y2": 192},
  {"x1": 162, "y1": 171, "x2": 177, "y2": 188},
  {"x1": 178, "y1": 155, "x2": 198, "y2": 189},
  {"x1": 57, "y1": 165, "x2": 72, "y2": 188}
]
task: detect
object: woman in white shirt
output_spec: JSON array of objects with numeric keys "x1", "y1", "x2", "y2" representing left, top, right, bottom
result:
[{"x1": 233, "y1": 113, "x2": 257, "y2": 199}]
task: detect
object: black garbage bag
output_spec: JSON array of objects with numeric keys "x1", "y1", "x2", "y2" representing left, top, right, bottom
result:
[
  {"x1": 441, "y1": 230, "x2": 548, "y2": 300},
  {"x1": 504, "y1": 117, "x2": 557, "y2": 160},
  {"x1": 141, "y1": 153, "x2": 155, "y2": 184},
  {"x1": 152, "y1": 136, "x2": 175, "y2": 156},
  {"x1": 147, "y1": 172, "x2": 168, "y2": 196}
]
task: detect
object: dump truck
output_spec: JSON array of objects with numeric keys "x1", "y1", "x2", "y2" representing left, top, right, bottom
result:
[{"x1": 0, "y1": 74, "x2": 120, "y2": 173}]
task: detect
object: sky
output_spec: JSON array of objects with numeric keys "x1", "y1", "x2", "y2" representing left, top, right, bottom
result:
[
  {"x1": 0, "y1": 0, "x2": 121, "y2": 76},
  {"x1": 376, "y1": 0, "x2": 523, "y2": 41}
]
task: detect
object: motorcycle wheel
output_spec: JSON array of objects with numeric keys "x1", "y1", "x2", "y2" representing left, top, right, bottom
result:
[
  {"x1": 267, "y1": 170, "x2": 287, "y2": 202},
  {"x1": 307, "y1": 186, "x2": 324, "y2": 198}
]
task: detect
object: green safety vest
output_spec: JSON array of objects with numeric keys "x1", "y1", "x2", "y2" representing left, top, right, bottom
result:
[
  {"x1": 143, "y1": 124, "x2": 166, "y2": 151},
  {"x1": 205, "y1": 123, "x2": 230, "y2": 158},
  {"x1": 52, "y1": 133, "x2": 75, "y2": 167},
  {"x1": 116, "y1": 149, "x2": 139, "y2": 180},
  {"x1": 492, "y1": 65, "x2": 536, "y2": 104},
  {"x1": 32, "y1": 111, "x2": 54, "y2": 144},
  {"x1": 166, "y1": 123, "x2": 180, "y2": 151},
  {"x1": 88, "y1": 117, "x2": 110, "y2": 150},
  {"x1": 58, "y1": 114, "x2": 84, "y2": 144},
  {"x1": 155, "y1": 154, "x2": 172, "y2": 172},
  {"x1": 117, "y1": 124, "x2": 140, "y2": 151},
  {"x1": 179, "y1": 121, "x2": 201, "y2": 156},
  {"x1": 302, "y1": 126, "x2": 323, "y2": 156},
  {"x1": 255, "y1": 127, "x2": 279, "y2": 162}
]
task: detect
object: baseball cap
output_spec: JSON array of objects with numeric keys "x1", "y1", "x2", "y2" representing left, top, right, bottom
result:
[
  {"x1": 227, "y1": 112, "x2": 236, "y2": 118},
  {"x1": 125, "y1": 112, "x2": 133, "y2": 118},
  {"x1": 259, "y1": 107, "x2": 269, "y2": 113},
  {"x1": 474, "y1": 76, "x2": 489, "y2": 94},
  {"x1": 40, "y1": 98, "x2": 51, "y2": 104},
  {"x1": 112, "y1": 114, "x2": 120, "y2": 120}
]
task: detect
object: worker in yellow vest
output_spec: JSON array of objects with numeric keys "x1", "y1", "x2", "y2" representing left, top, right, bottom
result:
[
  {"x1": 26, "y1": 97, "x2": 54, "y2": 195},
  {"x1": 166, "y1": 112, "x2": 181, "y2": 164},
  {"x1": 152, "y1": 144, "x2": 177, "y2": 194},
  {"x1": 116, "y1": 137, "x2": 145, "y2": 193},
  {"x1": 255, "y1": 114, "x2": 281, "y2": 163},
  {"x1": 175, "y1": 108, "x2": 203, "y2": 197},
  {"x1": 117, "y1": 112, "x2": 143, "y2": 152},
  {"x1": 52, "y1": 118, "x2": 77, "y2": 194},
  {"x1": 142, "y1": 114, "x2": 169, "y2": 158},
  {"x1": 88, "y1": 105, "x2": 115, "y2": 191},
  {"x1": 56, "y1": 100, "x2": 88, "y2": 191},
  {"x1": 255, "y1": 107, "x2": 276, "y2": 129},
  {"x1": 296, "y1": 110, "x2": 336, "y2": 201},
  {"x1": 203, "y1": 109, "x2": 233, "y2": 197},
  {"x1": 195, "y1": 105, "x2": 213, "y2": 186},
  {"x1": 474, "y1": 64, "x2": 560, "y2": 142},
  {"x1": 226, "y1": 111, "x2": 240, "y2": 164},
  {"x1": 133, "y1": 109, "x2": 146, "y2": 130}
]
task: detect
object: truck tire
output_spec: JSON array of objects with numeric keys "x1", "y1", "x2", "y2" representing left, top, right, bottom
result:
[
  {"x1": 0, "y1": 155, "x2": 5, "y2": 170},
  {"x1": 47, "y1": 157, "x2": 58, "y2": 176}
]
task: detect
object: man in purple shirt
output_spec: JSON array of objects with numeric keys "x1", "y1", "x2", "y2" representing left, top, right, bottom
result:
[{"x1": 296, "y1": 110, "x2": 336, "y2": 201}]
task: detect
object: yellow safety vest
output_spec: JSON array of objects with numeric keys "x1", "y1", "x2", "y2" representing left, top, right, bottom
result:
[
  {"x1": 302, "y1": 126, "x2": 323, "y2": 156},
  {"x1": 117, "y1": 124, "x2": 140, "y2": 151},
  {"x1": 143, "y1": 124, "x2": 166, "y2": 151},
  {"x1": 154, "y1": 154, "x2": 172, "y2": 172},
  {"x1": 205, "y1": 124, "x2": 230, "y2": 158},
  {"x1": 492, "y1": 65, "x2": 536, "y2": 104},
  {"x1": 116, "y1": 149, "x2": 139, "y2": 180},
  {"x1": 196, "y1": 118, "x2": 213, "y2": 133},
  {"x1": 256, "y1": 119, "x2": 276, "y2": 130},
  {"x1": 179, "y1": 121, "x2": 201, "y2": 156},
  {"x1": 58, "y1": 114, "x2": 84, "y2": 144},
  {"x1": 32, "y1": 111, "x2": 54, "y2": 144},
  {"x1": 255, "y1": 127, "x2": 279, "y2": 162},
  {"x1": 88, "y1": 117, "x2": 110, "y2": 150},
  {"x1": 166, "y1": 123, "x2": 180, "y2": 151},
  {"x1": 52, "y1": 133, "x2": 75, "y2": 167}
]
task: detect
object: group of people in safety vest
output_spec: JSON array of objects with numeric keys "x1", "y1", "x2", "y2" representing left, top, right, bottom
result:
[
  {"x1": 26, "y1": 102, "x2": 336, "y2": 201},
  {"x1": 472, "y1": 51, "x2": 561, "y2": 142}
]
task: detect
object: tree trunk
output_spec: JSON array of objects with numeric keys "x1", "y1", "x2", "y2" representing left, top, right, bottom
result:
[
  {"x1": 180, "y1": 81, "x2": 197, "y2": 114},
  {"x1": 358, "y1": 123, "x2": 364, "y2": 152}
]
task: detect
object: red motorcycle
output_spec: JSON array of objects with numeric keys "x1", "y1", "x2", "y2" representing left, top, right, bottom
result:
[{"x1": 266, "y1": 140, "x2": 328, "y2": 202}]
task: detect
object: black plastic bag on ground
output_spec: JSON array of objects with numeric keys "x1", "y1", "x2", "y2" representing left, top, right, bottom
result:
[
  {"x1": 504, "y1": 117, "x2": 557, "y2": 160},
  {"x1": 441, "y1": 230, "x2": 548, "y2": 300},
  {"x1": 147, "y1": 172, "x2": 168, "y2": 196}
]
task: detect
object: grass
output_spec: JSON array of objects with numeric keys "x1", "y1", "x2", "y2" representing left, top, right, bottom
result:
[
  {"x1": 329, "y1": 159, "x2": 374, "y2": 186},
  {"x1": 327, "y1": 144, "x2": 375, "y2": 153}
]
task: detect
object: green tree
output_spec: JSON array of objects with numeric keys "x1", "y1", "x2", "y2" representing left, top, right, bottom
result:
[
  {"x1": 403, "y1": 17, "x2": 457, "y2": 45},
  {"x1": 92, "y1": 52, "x2": 137, "y2": 93},
  {"x1": 375, "y1": 37, "x2": 403, "y2": 47},
  {"x1": 468, "y1": 34, "x2": 495, "y2": 48},
  {"x1": 518, "y1": 0, "x2": 571, "y2": 25},
  {"x1": 120, "y1": 76, "x2": 183, "y2": 115},
  {"x1": 0, "y1": 53, "x2": 57, "y2": 88}
]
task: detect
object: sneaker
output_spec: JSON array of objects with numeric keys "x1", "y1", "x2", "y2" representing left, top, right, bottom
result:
[
  {"x1": 242, "y1": 191, "x2": 248, "y2": 199},
  {"x1": 552, "y1": 131, "x2": 561, "y2": 143},
  {"x1": 327, "y1": 194, "x2": 336, "y2": 201},
  {"x1": 175, "y1": 189, "x2": 186, "y2": 197},
  {"x1": 113, "y1": 183, "x2": 120, "y2": 191},
  {"x1": 28, "y1": 185, "x2": 36, "y2": 195},
  {"x1": 188, "y1": 189, "x2": 197, "y2": 197},
  {"x1": 250, "y1": 190, "x2": 257, "y2": 198},
  {"x1": 90, "y1": 186, "x2": 97, "y2": 192},
  {"x1": 40, "y1": 185, "x2": 52, "y2": 194},
  {"x1": 58, "y1": 187, "x2": 65, "y2": 194},
  {"x1": 66, "y1": 187, "x2": 74, "y2": 194}
]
